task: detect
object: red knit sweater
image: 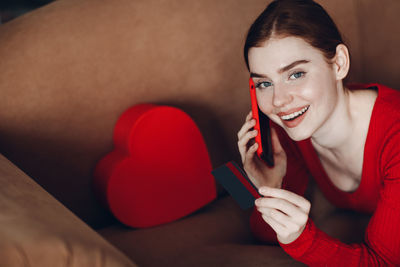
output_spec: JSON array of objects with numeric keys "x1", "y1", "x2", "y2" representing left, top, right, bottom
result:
[{"x1": 250, "y1": 84, "x2": 400, "y2": 266}]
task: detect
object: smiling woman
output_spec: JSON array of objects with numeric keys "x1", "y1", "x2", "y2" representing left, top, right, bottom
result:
[{"x1": 237, "y1": 0, "x2": 400, "y2": 266}]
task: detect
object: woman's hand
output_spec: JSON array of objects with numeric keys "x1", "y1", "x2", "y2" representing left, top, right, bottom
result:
[
  {"x1": 255, "y1": 186, "x2": 311, "y2": 244},
  {"x1": 237, "y1": 111, "x2": 287, "y2": 189}
]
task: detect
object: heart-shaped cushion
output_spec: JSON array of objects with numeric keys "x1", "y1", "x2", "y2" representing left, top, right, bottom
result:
[{"x1": 93, "y1": 104, "x2": 217, "y2": 228}]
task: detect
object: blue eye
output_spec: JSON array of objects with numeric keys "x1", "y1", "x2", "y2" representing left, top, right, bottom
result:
[
  {"x1": 290, "y1": 71, "x2": 305, "y2": 80},
  {"x1": 256, "y1": 81, "x2": 273, "y2": 89}
]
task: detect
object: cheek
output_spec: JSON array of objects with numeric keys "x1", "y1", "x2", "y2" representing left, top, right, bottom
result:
[
  {"x1": 256, "y1": 91, "x2": 274, "y2": 114},
  {"x1": 302, "y1": 73, "x2": 336, "y2": 106},
  {"x1": 302, "y1": 85, "x2": 320, "y2": 102}
]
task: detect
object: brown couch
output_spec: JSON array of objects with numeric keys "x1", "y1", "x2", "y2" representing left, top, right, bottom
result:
[{"x1": 0, "y1": 0, "x2": 399, "y2": 266}]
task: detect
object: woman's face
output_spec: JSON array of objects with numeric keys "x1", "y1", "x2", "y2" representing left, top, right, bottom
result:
[{"x1": 248, "y1": 36, "x2": 339, "y2": 141}]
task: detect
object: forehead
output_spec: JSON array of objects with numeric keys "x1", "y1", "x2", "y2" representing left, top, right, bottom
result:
[{"x1": 248, "y1": 36, "x2": 326, "y2": 73}]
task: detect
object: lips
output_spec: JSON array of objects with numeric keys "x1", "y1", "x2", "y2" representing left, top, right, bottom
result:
[{"x1": 277, "y1": 105, "x2": 310, "y2": 128}]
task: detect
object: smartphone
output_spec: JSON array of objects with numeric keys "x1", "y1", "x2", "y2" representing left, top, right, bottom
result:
[{"x1": 249, "y1": 77, "x2": 274, "y2": 167}]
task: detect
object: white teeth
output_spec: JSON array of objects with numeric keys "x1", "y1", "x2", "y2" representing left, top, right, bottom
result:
[{"x1": 281, "y1": 106, "x2": 309, "y2": 121}]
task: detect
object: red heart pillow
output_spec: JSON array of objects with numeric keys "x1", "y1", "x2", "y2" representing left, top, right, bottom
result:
[{"x1": 93, "y1": 104, "x2": 217, "y2": 228}]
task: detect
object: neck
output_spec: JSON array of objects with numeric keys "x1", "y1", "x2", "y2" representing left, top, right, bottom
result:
[{"x1": 311, "y1": 82, "x2": 355, "y2": 156}]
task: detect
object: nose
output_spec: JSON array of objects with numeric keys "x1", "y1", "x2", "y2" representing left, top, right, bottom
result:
[{"x1": 272, "y1": 84, "x2": 293, "y2": 108}]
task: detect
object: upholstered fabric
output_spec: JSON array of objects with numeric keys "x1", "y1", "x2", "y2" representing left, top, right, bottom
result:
[
  {"x1": 99, "y1": 196, "x2": 306, "y2": 266},
  {"x1": 0, "y1": 153, "x2": 136, "y2": 266}
]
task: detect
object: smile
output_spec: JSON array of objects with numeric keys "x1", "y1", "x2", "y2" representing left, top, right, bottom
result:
[{"x1": 280, "y1": 105, "x2": 310, "y2": 121}]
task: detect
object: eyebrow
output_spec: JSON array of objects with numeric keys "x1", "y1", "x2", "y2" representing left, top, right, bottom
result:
[{"x1": 250, "y1": 59, "x2": 310, "y2": 78}]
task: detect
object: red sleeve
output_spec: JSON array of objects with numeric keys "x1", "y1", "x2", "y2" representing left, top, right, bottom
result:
[
  {"x1": 249, "y1": 126, "x2": 309, "y2": 244},
  {"x1": 279, "y1": 126, "x2": 400, "y2": 266}
]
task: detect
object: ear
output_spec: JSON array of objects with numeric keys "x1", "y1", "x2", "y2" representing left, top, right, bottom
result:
[{"x1": 333, "y1": 44, "x2": 350, "y2": 80}]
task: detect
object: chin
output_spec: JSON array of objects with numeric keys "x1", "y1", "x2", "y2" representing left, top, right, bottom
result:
[{"x1": 285, "y1": 128, "x2": 311, "y2": 142}]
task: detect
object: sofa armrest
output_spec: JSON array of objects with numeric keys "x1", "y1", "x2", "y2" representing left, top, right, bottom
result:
[{"x1": 0, "y1": 153, "x2": 136, "y2": 267}]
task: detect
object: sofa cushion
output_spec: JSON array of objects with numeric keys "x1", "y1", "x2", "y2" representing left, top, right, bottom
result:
[
  {"x1": 0, "y1": 153, "x2": 136, "y2": 267},
  {"x1": 99, "y1": 196, "x2": 306, "y2": 266}
]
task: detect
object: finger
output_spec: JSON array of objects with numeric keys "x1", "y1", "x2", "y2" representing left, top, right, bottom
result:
[
  {"x1": 256, "y1": 197, "x2": 305, "y2": 221},
  {"x1": 271, "y1": 127, "x2": 284, "y2": 155},
  {"x1": 261, "y1": 213, "x2": 286, "y2": 236},
  {"x1": 238, "y1": 130, "x2": 258, "y2": 162},
  {"x1": 237, "y1": 118, "x2": 257, "y2": 140},
  {"x1": 246, "y1": 110, "x2": 253, "y2": 121},
  {"x1": 244, "y1": 142, "x2": 258, "y2": 161},
  {"x1": 240, "y1": 141, "x2": 258, "y2": 164},
  {"x1": 258, "y1": 187, "x2": 311, "y2": 214},
  {"x1": 238, "y1": 128, "x2": 258, "y2": 151},
  {"x1": 258, "y1": 204, "x2": 307, "y2": 233},
  {"x1": 237, "y1": 110, "x2": 255, "y2": 140},
  {"x1": 257, "y1": 207, "x2": 291, "y2": 222},
  {"x1": 259, "y1": 207, "x2": 293, "y2": 224}
]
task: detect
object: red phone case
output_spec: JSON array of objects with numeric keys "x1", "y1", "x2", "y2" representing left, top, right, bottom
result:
[
  {"x1": 249, "y1": 78, "x2": 264, "y2": 159},
  {"x1": 249, "y1": 77, "x2": 274, "y2": 166}
]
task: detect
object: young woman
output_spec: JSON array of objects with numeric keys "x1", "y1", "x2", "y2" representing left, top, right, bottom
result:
[{"x1": 237, "y1": 0, "x2": 400, "y2": 265}]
